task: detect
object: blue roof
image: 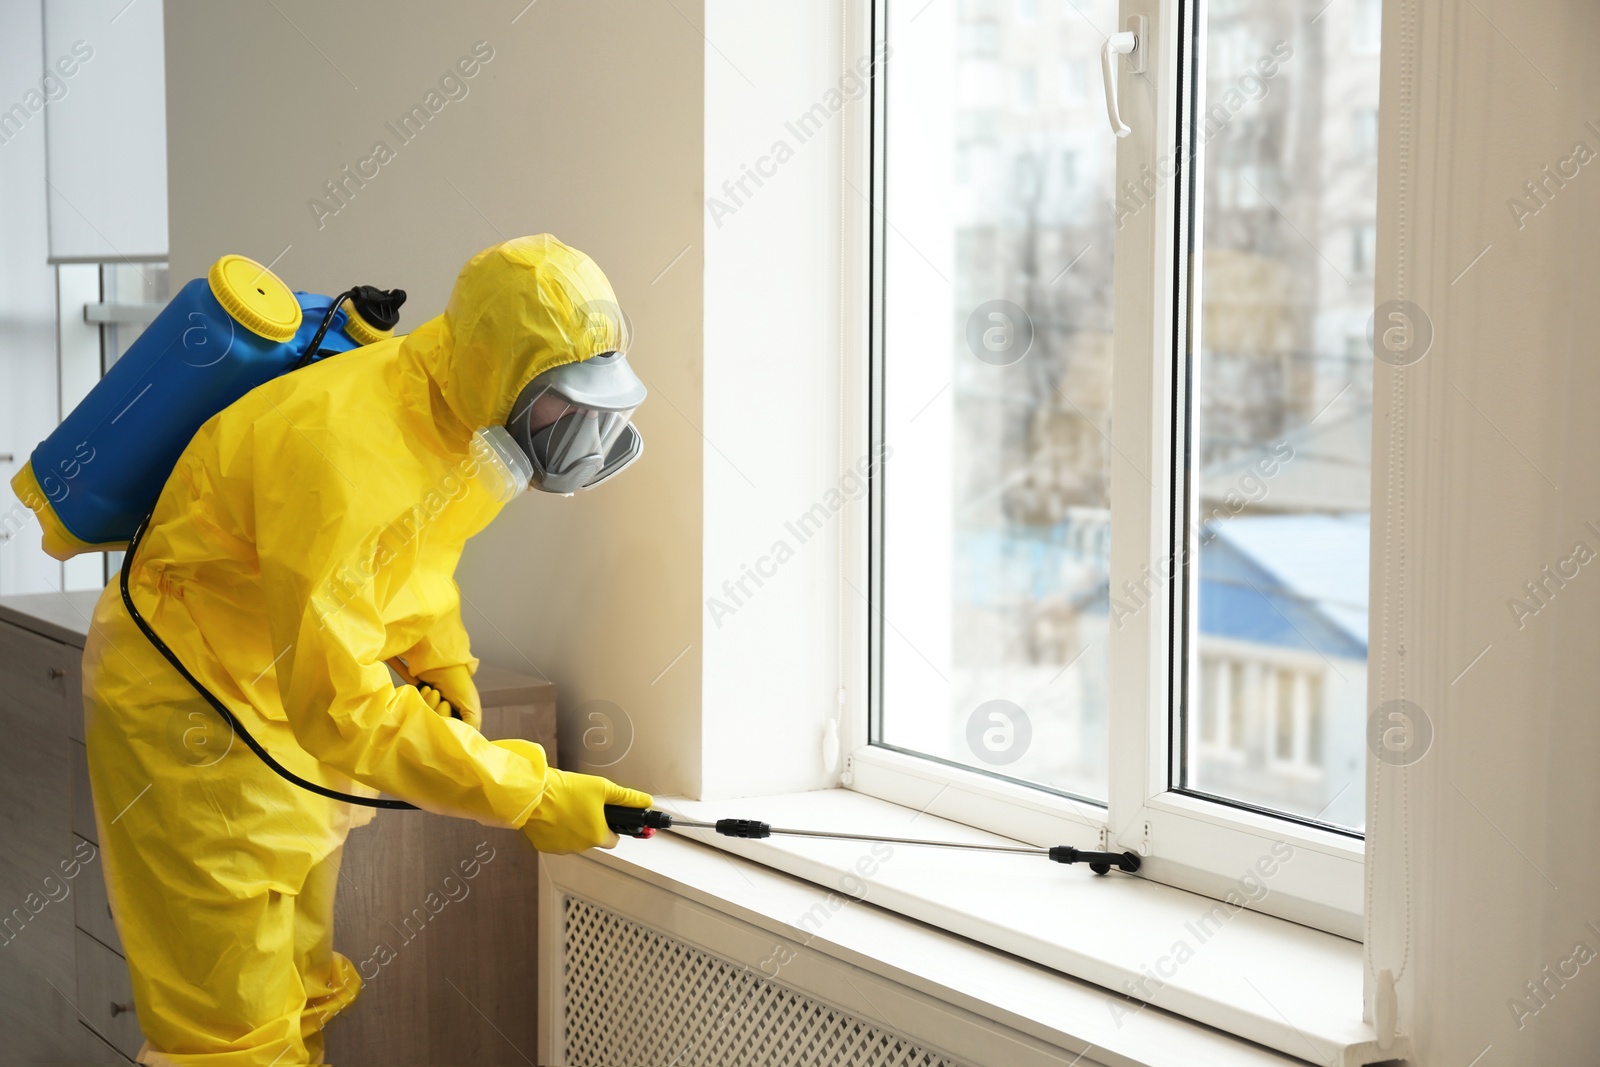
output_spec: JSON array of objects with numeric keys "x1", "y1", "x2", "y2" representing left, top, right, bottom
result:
[
  {"x1": 952, "y1": 513, "x2": 1368, "y2": 660},
  {"x1": 1201, "y1": 514, "x2": 1368, "y2": 658}
]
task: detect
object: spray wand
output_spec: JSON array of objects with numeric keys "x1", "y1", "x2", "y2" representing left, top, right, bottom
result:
[{"x1": 603, "y1": 806, "x2": 1140, "y2": 875}]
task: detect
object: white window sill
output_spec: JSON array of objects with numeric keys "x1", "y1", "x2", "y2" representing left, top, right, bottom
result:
[{"x1": 594, "y1": 788, "x2": 1403, "y2": 1067}]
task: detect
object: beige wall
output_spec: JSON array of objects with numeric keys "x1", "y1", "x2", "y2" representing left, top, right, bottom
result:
[{"x1": 164, "y1": 0, "x2": 705, "y2": 796}]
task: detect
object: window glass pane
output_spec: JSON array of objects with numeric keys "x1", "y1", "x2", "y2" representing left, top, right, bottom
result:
[
  {"x1": 879, "y1": 0, "x2": 1119, "y2": 801},
  {"x1": 1182, "y1": 0, "x2": 1375, "y2": 830},
  {"x1": 1198, "y1": 658, "x2": 1219, "y2": 744},
  {"x1": 1307, "y1": 675, "x2": 1325, "y2": 765},
  {"x1": 101, "y1": 262, "x2": 170, "y2": 372},
  {"x1": 1274, "y1": 669, "x2": 1294, "y2": 760},
  {"x1": 1228, "y1": 661, "x2": 1247, "y2": 750}
]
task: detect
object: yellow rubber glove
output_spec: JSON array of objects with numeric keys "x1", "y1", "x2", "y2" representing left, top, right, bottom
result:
[
  {"x1": 417, "y1": 684, "x2": 458, "y2": 723},
  {"x1": 415, "y1": 664, "x2": 483, "y2": 730},
  {"x1": 522, "y1": 768, "x2": 653, "y2": 854}
]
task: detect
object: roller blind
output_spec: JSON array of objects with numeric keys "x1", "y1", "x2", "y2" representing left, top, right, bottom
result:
[{"x1": 42, "y1": 0, "x2": 168, "y2": 263}]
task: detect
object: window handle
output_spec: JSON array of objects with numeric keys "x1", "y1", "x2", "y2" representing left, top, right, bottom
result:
[{"x1": 1101, "y1": 16, "x2": 1147, "y2": 139}]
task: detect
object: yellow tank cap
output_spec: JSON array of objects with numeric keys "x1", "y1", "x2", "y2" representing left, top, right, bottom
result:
[
  {"x1": 341, "y1": 302, "x2": 395, "y2": 346},
  {"x1": 8, "y1": 462, "x2": 127, "y2": 561},
  {"x1": 208, "y1": 254, "x2": 303, "y2": 342}
]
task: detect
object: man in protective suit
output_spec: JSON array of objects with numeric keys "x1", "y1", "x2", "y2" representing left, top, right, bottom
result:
[{"x1": 83, "y1": 235, "x2": 651, "y2": 1065}]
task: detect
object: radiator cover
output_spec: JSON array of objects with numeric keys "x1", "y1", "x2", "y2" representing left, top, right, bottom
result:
[
  {"x1": 560, "y1": 895, "x2": 966, "y2": 1067},
  {"x1": 538, "y1": 846, "x2": 1300, "y2": 1067}
]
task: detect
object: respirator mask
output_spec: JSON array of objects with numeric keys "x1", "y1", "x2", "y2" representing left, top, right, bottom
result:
[{"x1": 505, "y1": 351, "x2": 647, "y2": 494}]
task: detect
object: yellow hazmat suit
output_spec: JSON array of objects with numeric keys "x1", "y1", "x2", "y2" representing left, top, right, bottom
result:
[{"x1": 83, "y1": 236, "x2": 649, "y2": 1066}]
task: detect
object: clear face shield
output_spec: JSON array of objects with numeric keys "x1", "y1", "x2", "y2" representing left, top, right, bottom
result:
[{"x1": 506, "y1": 351, "x2": 646, "y2": 494}]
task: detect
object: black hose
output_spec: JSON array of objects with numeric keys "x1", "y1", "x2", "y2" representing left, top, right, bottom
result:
[
  {"x1": 290, "y1": 289, "x2": 359, "y2": 371},
  {"x1": 119, "y1": 516, "x2": 419, "y2": 810}
]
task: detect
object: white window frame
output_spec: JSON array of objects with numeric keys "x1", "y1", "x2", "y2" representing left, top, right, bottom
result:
[{"x1": 846, "y1": 0, "x2": 1367, "y2": 938}]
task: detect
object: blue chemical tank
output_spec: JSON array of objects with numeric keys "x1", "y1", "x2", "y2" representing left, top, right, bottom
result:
[{"x1": 10, "y1": 254, "x2": 403, "y2": 560}]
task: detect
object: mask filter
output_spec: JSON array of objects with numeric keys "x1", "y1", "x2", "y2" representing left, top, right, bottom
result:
[{"x1": 473, "y1": 426, "x2": 534, "y2": 502}]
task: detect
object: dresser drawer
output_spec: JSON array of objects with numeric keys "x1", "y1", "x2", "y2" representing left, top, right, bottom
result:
[
  {"x1": 78, "y1": 1020, "x2": 135, "y2": 1064},
  {"x1": 75, "y1": 928, "x2": 143, "y2": 1061},
  {"x1": 72, "y1": 740, "x2": 98, "y2": 845},
  {"x1": 73, "y1": 833, "x2": 122, "y2": 956},
  {"x1": 64, "y1": 650, "x2": 86, "y2": 743},
  {"x1": 0, "y1": 619, "x2": 77, "y2": 723}
]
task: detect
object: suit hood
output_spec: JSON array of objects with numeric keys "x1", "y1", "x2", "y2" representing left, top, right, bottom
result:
[{"x1": 398, "y1": 235, "x2": 628, "y2": 439}]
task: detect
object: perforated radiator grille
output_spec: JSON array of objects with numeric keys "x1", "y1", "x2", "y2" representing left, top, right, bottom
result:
[{"x1": 561, "y1": 896, "x2": 968, "y2": 1067}]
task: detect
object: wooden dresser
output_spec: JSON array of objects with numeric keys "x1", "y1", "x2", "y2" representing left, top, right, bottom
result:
[{"x1": 0, "y1": 591, "x2": 551, "y2": 1066}]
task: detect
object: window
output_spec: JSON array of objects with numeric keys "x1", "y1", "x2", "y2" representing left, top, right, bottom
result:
[
  {"x1": 958, "y1": 20, "x2": 1000, "y2": 57},
  {"x1": 97, "y1": 262, "x2": 171, "y2": 370},
  {"x1": 1056, "y1": 58, "x2": 1088, "y2": 108},
  {"x1": 865, "y1": 0, "x2": 1378, "y2": 926},
  {"x1": 1352, "y1": 0, "x2": 1382, "y2": 54},
  {"x1": 1013, "y1": 66, "x2": 1038, "y2": 112},
  {"x1": 876, "y1": 0, "x2": 1118, "y2": 805},
  {"x1": 1059, "y1": 149, "x2": 1078, "y2": 191},
  {"x1": 1350, "y1": 222, "x2": 1376, "y2": 275},
  {"x1": 1353, "y1": 107, "x2": 1379, "y2": 160}
]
